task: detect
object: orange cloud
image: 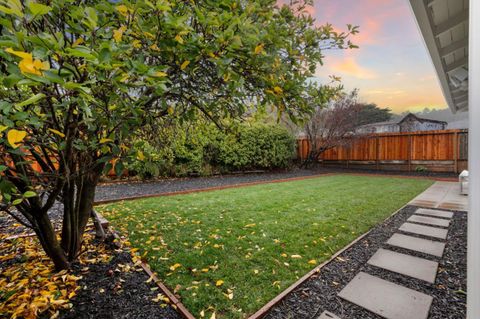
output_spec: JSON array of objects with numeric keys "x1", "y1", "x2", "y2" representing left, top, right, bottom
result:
[{"x1": 330, "y1": 57, "x2": 377, "y2": 79}]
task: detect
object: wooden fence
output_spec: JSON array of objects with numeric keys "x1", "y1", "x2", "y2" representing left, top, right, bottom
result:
[{"x1": 297, "y1": 129, "x2": 468, "y2": 173}]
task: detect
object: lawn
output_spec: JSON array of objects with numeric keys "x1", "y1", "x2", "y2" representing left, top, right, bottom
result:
[{"x1": 98, "y1": 174, "x2": 433, "y2": 318}]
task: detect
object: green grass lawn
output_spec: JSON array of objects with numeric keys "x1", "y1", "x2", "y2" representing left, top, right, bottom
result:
[{"x1": 98, "y1": 174, "x2": 433, "y2": 318}]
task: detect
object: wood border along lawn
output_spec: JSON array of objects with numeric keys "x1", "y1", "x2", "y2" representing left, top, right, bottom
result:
[
  {"x1": 248, "y1": 200, "x2": 414, "y2": 319},
  {"x1": 96, "y1": 174, "x2": 434, "y2": 318},
  {"x1": 93, "y1": 172, "x2": 453, "y2": 205}
]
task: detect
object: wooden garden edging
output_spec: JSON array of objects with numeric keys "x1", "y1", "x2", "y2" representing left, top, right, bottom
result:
[{"x1": 247, "y1": 200, "x2": 420, "y2": 319}]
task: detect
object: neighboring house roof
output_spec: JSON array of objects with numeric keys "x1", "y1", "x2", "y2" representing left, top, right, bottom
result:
[
  {"x1": 358, "y1": 113, "x2": 447, "y2": 129},
  {"x1": 397, "y1": 113, "x2": 448, "y2": 125}
]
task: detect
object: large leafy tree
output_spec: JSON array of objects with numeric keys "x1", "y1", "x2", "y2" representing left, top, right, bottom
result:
[
  {"x1": 0, "y1": 0, "x2": 357, "y2": 269},
  {"x1": 355, "y1": 103, "x2": 393, "y2": 126}
]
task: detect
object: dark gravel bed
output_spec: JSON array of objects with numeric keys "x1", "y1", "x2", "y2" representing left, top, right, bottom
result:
[
  {"x1": 94, "y1": 167, "x2": 454, "y2": 202},
  {"x1": 264, "y1": 205, "x2": 467, "y2": 319},
  {"x1": 56, "y1": 241, "x2": 181, "y2": 319},
  {"x1": 94, "y1": 168, "x2": 326, "y2": 201},
  {"x1": 0, "y1": 201, "x2": 63, "y2": 236}
]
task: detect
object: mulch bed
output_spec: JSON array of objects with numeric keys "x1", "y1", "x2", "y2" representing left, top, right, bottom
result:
[
  {"x1": 48, "y1": 235, "x2": 182, "y2": 319},
  {"x1": 263, "y1": 205, "x2": 467, "y2": 319}
]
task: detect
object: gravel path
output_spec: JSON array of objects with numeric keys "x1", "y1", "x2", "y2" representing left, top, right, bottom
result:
[
  {"x1": 94, "y1": 169, "x2": 326, "y2": 202},
  {"x1": 94, "y1": 168, "x2": 457, "y2": 202},
  {"x1": 264, "y1": 205, "x2": 467, "y2": 319}
]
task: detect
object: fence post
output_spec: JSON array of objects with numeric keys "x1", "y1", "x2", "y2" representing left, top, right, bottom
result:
[
  {"x1": 453, "y1": 131, "x2": 458, "y2": 173},
  {"x1": 407, "y1": 133, "x2": 412, "y2": 172},
  {"x1": 375, "y1": 135, "x2": 380, "y2": 170}
]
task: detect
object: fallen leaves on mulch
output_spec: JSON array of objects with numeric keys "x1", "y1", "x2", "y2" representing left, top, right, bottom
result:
[{"x1": 0, "y1": 230, "x2": 113, "y2": 319}]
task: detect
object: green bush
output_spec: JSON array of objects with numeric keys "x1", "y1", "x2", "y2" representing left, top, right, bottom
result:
[
  {"x1": 219, "y1": 124, "x2": 295, "y2": 170},
  {"x1": 125, "y1": 122, "x2": 295, "y2": 179}
]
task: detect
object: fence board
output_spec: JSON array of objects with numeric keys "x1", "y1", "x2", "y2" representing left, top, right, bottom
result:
[{"x1": 298, "y1": 129, "x2": 468, "y2": 173}]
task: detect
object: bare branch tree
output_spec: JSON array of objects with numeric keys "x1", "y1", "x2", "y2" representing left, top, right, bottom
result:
[{"x1": 303, "y1": 90, "x2": 363, "y2": 167}]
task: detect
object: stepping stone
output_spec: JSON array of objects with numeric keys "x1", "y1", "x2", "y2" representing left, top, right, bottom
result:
[
  {"x1": 415, "y1": 208, "x2": 453, "y2": 219},
  {"x1": 338, "y1": 272, "x2": 433, "y2": 319},
  {"x1": 367, "y1": 248, "x2": 438, "y2": 283},
  {"x1": 407, "y1": 215, "x2": 450, "y2": 227},
  {"x1": 399, "y1": 222, "x2": 448, "y2": 240},
  {"x1": 387, "y1": 233, "x2": 445, "y2": 257},
  {"x1": 318, "y1": 311, "x2": 341, "y2": 319}
]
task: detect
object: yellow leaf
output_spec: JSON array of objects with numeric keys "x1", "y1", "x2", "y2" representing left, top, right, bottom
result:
[
  {"x1": 174, "y1": 34, "x2": 184, "y2": 44},
  {"x1": 150, "y1": 43, "x2": 160, "y2": 51},
  {"x1": 210, "y1": 312, "x2": 216, "y2": 319},
  {"x1": 48, "y1": 128, "x2": 65, "y2": 138},
  {"x1": 137, "y1": 150, "x2": 145, "y2": 161},
  {"x1": 132, "y1": 40, "x2": 141, "y2": 48},
  {"x1": 291, "y1": 255, "x2": 302, "y2": 259},
  {"x1": 180, "y1": 60, "x2": 190, "y2": 70},
  {"x1": 5, "y1": 47, "x2": 32, "y2": 60},
  {"x1": 308, "y1": 259, "x2": 317, "y2": 265},
  {"x1": 154, "y1": 71, "x2": 168, "y2": 77},
  {"x1": 7, "y1": 129, "x2": 27, "y2": 148},
  {"x1": 99, "y1": 138, "x2": 113, "y2": 144},
  {"x1": 0, "y1": 125, "x2": 8, "y2": 133},
  {"x1": 167, "y1": 106, "x2": 174, "y2": 114},
  {"x1": 215, "y1": 280, "x2": 224, "y2": 287},
  {"x1": 169, "y1": 263, "x2": 182, "y2": 271},
  {"x1": 273, "y1": 86, "x2": 283, "y2": 94},
  {"x1": 72, "y1": 38, "x2": 84, "y2": 47},
  {"x1": 201, "y1": 268, "x2": 209, "y2": 273},
  {"x1": 281, "y1": 253, "x2": 287, "y2": 258},
  {"x1": 116, "y1": 4, "x2": 130, "y2": 16},
  {"x1": 113, "y1": 26, "x2": 127, "y2": 43},
  {"x1": 254, "y1": 43, "x2": 264, "y2": 54},
  {"x1": 244, "y1": 223, "x2": 256, "y2": 228}
]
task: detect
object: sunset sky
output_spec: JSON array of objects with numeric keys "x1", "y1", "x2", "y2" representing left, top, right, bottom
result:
[{"x1": 300, "y1": 0, "x2": 448, "y2": 113}]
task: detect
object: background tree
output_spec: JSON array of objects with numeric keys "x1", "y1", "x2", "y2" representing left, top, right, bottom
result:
[
  {"x1": 302, "y1": 90, "x2": 363, "y2": 167},
  {"x1": 0, "y1": 0, "x2": 357, "y2": 269},
  {"x1": 355, "y1": 103, "x2": 393, "y2": 126}
]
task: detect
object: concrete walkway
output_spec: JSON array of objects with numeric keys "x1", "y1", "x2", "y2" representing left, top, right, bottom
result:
[
  {"x1": 409, "y1": 181, "x2": 468, "y2": 211},
  {"x1": 332, "y1": 182, "x2": 467, "y2": 319}
]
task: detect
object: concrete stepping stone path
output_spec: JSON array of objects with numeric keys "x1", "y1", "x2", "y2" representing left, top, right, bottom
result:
[
  {"x1": 407, "y1": 215, "x2": 450, "y2": 227},
  {"x1": 338, "y1": 272, "x2": 433, "y2": 319},
  {"x1": 386, "y1": 233, "x2": 445, "y2": 257},
  {"x1": 399, "y1": 222, "x2": 448, "y2": 240},
  {"x1": 367, "y1": 248, "x2": 438, "y2": 283},
  {"x1": 415, "y1": 208, "x2": 453, "y2": 219}
]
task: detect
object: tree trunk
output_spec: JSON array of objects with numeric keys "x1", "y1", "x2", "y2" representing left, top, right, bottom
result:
[
  {"x1": 35, "y1": 212, "x2": 69, "y2": 270},
  {"x1": 61, "y1": 163, "x2": 104, "y2": 262}
]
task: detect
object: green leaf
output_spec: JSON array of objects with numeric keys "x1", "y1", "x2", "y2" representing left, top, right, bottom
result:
[
  {"x1": 84, "y1": 7, "x2": 98, "y2": 29},
  {"x1": 28, "y1": 2, "x2": 51, "y2": 16},
  {"x1": 12, "y1": 198, "x2": 23, "y2": 205},
  {"x1": 23, "y1": 191, "x2": 36, "y2": 198},
  {"x1": 14, "y1": 93, "x2": 46, "y2": 107}
]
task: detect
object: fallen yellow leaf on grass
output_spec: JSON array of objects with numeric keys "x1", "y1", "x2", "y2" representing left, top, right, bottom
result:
[
  {"x1": 180, "y1": 60, "x2": 190, "y2": 70},
  {"x1": 308, "y1": 259, "x2": 317, "y2": 265},
  {"x1": 169, "y1": 263, "x2": 182, "y2": 271},
  {"x1": 291, "y1": 255, "x2": 302, "y2": 259},
  {"x1": 215, "y1": 280, "x2": 224, "y2": 287}
]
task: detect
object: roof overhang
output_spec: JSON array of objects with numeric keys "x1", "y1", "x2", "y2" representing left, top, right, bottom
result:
[{"x1": 408, "y1": 0, "x2": 469, "y2": 113}]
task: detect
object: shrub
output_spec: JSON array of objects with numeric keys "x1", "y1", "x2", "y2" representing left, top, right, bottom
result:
[
  {"x1": 219, "y1": 124, "x2": 295, "y2": 170},
  {"x1": 125, "y1": 122, "x2": 295, "y2": 179}
]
